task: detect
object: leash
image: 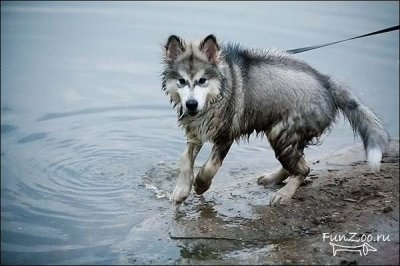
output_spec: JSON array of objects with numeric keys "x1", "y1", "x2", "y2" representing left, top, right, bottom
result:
[{"x1": 287, "y1": 25, "x2": 399, "y2": 54}]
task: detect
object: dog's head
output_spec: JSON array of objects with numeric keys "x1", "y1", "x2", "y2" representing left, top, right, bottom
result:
[{"x1": 162, "y1": 34, "x2": 222, "y2": 117}]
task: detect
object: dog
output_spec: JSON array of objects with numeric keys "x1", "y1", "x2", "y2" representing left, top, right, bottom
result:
[{"x1": 161, "y1": 34, "x2": 389, "y2": 206}]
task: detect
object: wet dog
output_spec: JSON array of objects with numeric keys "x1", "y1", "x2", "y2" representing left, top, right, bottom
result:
[{"x1": 161, "y1": 34, "x2": 389, "y2": 206}]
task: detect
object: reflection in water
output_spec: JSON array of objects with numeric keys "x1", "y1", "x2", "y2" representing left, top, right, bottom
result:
[
  {"x1": 196, "y1": 200, "x2": 219, "y2": 220},
  {"x1": 17, "y1": 132, "x2": 48, "y2": 143},
  {"x1": 172, "y1": 200, "x2": 233, "y2": 262}
]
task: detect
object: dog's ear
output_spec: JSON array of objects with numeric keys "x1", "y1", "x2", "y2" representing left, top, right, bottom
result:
[
  {"x1": 165, "y1": 35, "x2": 185, "y2": 61},
  {"x1": 200, "y1": 34, "x2": 220, "y2": 64}
]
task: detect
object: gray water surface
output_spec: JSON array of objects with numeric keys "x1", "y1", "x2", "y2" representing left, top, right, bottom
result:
[{"x1": 1, "y1": 1, "x2": 399, "y2": 264}]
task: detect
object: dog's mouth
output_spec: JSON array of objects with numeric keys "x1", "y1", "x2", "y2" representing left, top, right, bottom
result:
[
  {"x1": 178, "y1": 111, "x2": 198, "y2": 121},
  {"x1": 187, "y1": 110, "x2": 198, "y2": 116},
  {"x1": 178, "y1": 107, "x2": 199, "y2": 121}
]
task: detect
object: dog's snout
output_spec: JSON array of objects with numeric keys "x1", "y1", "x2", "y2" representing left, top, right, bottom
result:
[{"x1": 186, "y1": 99, "x2": 198, "y2": 111}]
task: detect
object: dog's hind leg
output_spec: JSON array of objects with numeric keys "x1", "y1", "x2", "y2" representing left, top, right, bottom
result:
[
  {"x1": 194, "y1": 140, "x2": 233, "y2": 195},
  {"x1": 269, "y1": 156, "x2": 309, "y2": 206},
  {"x1": 267, "y1": 125, "x2": 310, "y2": 206},
  {"x1": 170, "y1": 141, "x2": 202, "y2": 205},
  {"x1": 257, "y1": 168, "x2": 289, "y2": 186}
]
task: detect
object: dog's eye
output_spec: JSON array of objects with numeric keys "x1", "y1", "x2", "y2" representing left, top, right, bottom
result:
[
  {"x1": 198, "y1": 78, "x2": 207, "y2": 85},
  {"x1": 178, "y1": 78, "x2": 186, "y2": 85}
]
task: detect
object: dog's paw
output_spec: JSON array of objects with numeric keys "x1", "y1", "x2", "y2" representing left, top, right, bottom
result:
[
  {"x1": 257, "y1": 174, "x2": 276, "y2": 186},
  {"x1": 170, "y1": 185, "x2": 190, "y2": 205},
  {"x1": 269, "y1": 191, "x2": 292, "y2": 206},
  {"x1": 193, "y1": 178, "x2": 211, "y2": 195},
  {"x1": 269, "y1": 184, "x2": 297, "y2": 206},
  {"x1": 257, "y1": 169, "x2": 288, "y2": 187}
]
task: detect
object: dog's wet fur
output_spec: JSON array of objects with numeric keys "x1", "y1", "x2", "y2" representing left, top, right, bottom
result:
[{"x1": 161, "y1": 34, "x2": 389, "y2": 206}]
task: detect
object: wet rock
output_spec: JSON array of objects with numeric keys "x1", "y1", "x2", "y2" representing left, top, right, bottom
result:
[
  {"x1": 334, "y1": 217, "x2": 345, "y2": 223},
  {"x1": 311, "y1": 217, "x2": 321, "y2": 225},
  {"x1": 343, "y1": 198, "x2": 357, "y2": 203},
  {"x1": 307, "y1": 228, "x2": 321, "y2": 235},
  {"x1": 382, "y1": 206, "x2": 393, "y2": 213},
  {"x1": 340, "y1": 259, "x2": 358, "y2": 265}
]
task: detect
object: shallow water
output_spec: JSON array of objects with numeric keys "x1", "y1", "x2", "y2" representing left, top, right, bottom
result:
[{"x1": 1, "y1": 1, "x2": 399, "y2": 264}]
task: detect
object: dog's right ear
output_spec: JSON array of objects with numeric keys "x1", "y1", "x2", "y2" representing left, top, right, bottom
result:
[{"x1": 165, "y1": 35, "x2": 185, "y2": 61}]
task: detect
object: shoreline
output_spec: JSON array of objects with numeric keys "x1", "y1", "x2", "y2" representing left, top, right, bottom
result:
[{"x1": 168, "y1": 139, "x2": 399, "y2": 265}]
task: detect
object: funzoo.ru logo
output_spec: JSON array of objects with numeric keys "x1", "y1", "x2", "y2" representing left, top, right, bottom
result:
[{"x1": 322, "y1": 232, "x2": 391, "y2": 256}]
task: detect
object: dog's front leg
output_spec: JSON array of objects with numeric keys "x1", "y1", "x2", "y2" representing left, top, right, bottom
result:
[
  {"x1": 194, "y1": 140, "x2": 233, "y2": 195},
  {"x1": 170, "y1": 141, "x2": 202, "y2": 205}
]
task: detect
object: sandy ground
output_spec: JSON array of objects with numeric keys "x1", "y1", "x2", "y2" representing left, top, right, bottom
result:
[{"x1": 165, "y1": 139, "x2": 399, "y2": 265}]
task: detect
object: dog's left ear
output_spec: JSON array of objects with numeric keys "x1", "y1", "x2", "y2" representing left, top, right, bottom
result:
[{"x1": 200, "y1": 34, "x2": 220, "y2": 64}]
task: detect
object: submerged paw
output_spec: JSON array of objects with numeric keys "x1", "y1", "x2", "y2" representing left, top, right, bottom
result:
[
  {"x1": 193, "y1": 178, "x2": 211, "y2": 195},
  {"x1": 170, "y1": 186, "x2": 190, "y2": 205}
]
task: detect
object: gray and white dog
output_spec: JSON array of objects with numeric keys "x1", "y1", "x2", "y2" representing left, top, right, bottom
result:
[{"x1": 161, "y1": 34, "x2": 389, "y2": 206}]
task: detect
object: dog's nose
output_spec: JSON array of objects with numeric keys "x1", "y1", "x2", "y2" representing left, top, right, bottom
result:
[{"x1": 186, "y1": 99, "x2": 198, "y2": 111}]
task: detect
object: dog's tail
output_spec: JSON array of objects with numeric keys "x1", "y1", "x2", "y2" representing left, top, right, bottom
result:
[{"x1": 329, "y1": 79, "x2": 389, "y2": 171}]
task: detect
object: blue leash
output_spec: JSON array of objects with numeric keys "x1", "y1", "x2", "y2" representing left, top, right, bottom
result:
[{"x1": 287, "y1": 25, "x2": 399, "y2": 54}]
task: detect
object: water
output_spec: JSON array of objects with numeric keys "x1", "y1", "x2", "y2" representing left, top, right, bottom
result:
[{"x1": 1, "y1": 1, "x2": 399, "y2": 264}]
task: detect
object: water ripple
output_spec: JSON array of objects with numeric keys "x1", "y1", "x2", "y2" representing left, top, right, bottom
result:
[
  {"x1": 1, "y1": 111, "x2": 160, "y2": 263},
  {"x1": 17, "y1": 132, "x2": 48, "y2": 144},
  {"x1": 36, "y1": 104, "x2": 170, "y2": 121}
]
